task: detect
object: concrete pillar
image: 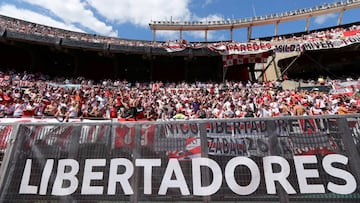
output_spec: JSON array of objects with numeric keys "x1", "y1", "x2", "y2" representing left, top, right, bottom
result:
[
  {"x1": 153, "y1": 30, "x2": 156, "y2": 42},
  {"x1": 338, "y1": 9, "x2": 344, "y2": 26},
  {"x1": 247, "y1": 26, "x2": 252, "y2": 42},
  {"x1": 305, "y1": 17, "x2": 310, "y2": 32}
]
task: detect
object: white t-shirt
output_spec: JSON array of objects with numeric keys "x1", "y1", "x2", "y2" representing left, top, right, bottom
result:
[{"x1": 13, "y1": 103, "x2": 24, "y2": 117}]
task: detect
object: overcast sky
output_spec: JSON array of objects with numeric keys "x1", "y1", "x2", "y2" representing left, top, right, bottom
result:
[{"x1": 0, "y1": 0, "x2": 359, "y2": 42}]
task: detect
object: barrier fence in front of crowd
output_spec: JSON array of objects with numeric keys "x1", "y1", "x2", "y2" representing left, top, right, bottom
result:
[{"x1": 0, "y1": 115, "x2": 360, "y2": 203}]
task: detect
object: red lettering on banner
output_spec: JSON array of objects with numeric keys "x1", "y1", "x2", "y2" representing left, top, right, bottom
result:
[
  {"x1": 0, "y1": 126, "x2": 12, "y2": 151},
  {"x1": 226, "y1": 44, "x2": 233, "y2": 51},
  {"x1": 299, "y1": 119, "x2": 318, "y2": 133},
  {"x1": 240, "y1": 44, "x2": 246, "y2": 51},
  {"x1": 260, "y1": 43, "x2": 267, "y2": 49},
  {"x1": 233, "y1": 45, "x2": 239, "y2": 52},
  {"x1": 247, "y1": 44, "x2": 253, "y2": 51},
  {"x1": 114, "y1": 124, "x2": 155, "y2": 148},
  {"x1": 266, "y1": 43, "x2": 272, "y2": 49}
]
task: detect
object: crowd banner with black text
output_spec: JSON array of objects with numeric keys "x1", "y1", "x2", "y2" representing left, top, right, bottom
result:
[{"x1": 0, "y1": 115, "x2": 360, "y2": 202}]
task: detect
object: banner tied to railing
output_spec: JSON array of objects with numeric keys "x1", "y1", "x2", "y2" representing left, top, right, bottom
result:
[{"x1": 0, "y1": 117, "x2": 360, "y2": 201}]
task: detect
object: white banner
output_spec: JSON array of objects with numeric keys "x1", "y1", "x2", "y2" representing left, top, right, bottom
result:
[{"x1": 209, "y1": 36, "x2": 360, "y2": 55}]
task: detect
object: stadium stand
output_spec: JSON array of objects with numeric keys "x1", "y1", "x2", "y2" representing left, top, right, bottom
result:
[
  {"x1": 0, "y1": 2, "x2": 360, "y2": 202},
  {"x1": 0, "y1": 70, "x2": 357, "y2": 121},
  {"x1": 0, "y1": 7, "x2": 359, "y2": 121}
]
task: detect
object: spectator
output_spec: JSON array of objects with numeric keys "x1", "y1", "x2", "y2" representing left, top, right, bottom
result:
[
  {"x1": 0, "y1": 69, "x2": 359, "y2": 121},
  {"x1": 67, "y1": 101, "x2": 79, "y2": 118},
  {"x1": 44, "y1": 101, "x2": 58, "y2": 116},
  {"x1": 88, "y1": 100, "x2": 102, "y2": 117},
  {"x1": 196, "y1": 104, "x2": 207, "y2": 119},
  {"x1": 13, "y1": 98, "x2": 24, "y2": 117},
  {"x1": 54, "y1": 105, "x2": 69, "y2": 122},
  {"x1": 337, "y1": 102, "x2": 356, "y2": 114}
]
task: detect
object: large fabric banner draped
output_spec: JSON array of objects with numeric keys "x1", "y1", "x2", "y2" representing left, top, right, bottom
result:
[
  {"x1": 222, "y1": 53, "x2": 269, "y2": 67},
  {"x1": 208, "y1": 35, "x2": 360, "y2": 55},
  {"x1": 208, "y1": 35, "x2": 360, "y2": 66},
  {"x1": 159, "y1": 33, "x2": 360, "y2": 67},
  {"x1": 1, "y1": 116, "x2": 360, "y2": 202}
]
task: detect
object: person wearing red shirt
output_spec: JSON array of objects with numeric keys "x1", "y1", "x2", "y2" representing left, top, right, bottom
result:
[
  {"x1": 0, "y1": 89, "x2": 12, "y2": 105},
  {"x1": 109, "y1": 104, "x2": 118, "y2": 118}
]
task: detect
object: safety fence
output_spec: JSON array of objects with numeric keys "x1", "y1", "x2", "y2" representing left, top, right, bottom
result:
[{"x1": 0, "y1": 115, "x2": 360, "y2": 203}]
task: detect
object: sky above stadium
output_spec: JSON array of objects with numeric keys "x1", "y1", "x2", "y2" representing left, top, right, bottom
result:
[{"x1": 0, "y1": 0, "x2": 359, "y2": 42}]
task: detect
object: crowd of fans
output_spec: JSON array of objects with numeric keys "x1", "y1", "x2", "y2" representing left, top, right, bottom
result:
[
  {"x1": 0, "y1": 15, "x2": 155, "y2": 47},
  {"x1": 1, "y1": 15, "x2": 360, "y2": 121},
  {"x1": 269, "y1": 24, "x2": 360, "y2": 43},
  {"x1": 0, "y1": 70, "x2": 359, "y2": 122}
]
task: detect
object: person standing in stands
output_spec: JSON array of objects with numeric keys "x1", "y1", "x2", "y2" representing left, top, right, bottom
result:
[
  {"x1": 22, "y1": 100, "x2": 35, "y2": 117},
  {"x1": 337, "y1": 102, "x2": 356, "y2": 114},
  {"x1": 115, "y1": 91, "x2": 124, "y2": 115},
  {"x1": 160, "y1": 106, "x2": 172, "y2": 120},
  {"x1": 3, "y1": 101, "x2": 14, "y2": 117},
  {"x1": 196, "y1": 104, "x2": 207, "y2": 119},
  {"x1": 293, "y1": 101, "x2": 306, "y2": 116},
  {"x1": 0, "y1": 89, "x2": 12, "y2": 105},
  {"x1": 13, "y1": 98, "x2": 24, "y2": 117},
  {"x1": 244, "y1": 104, "x2": 256, "y2": 117},
  {"x1": 318, "y1": 76, "x2": 325, "y2": 85},
  {"x1": 125, "y1": 93, "x2": 141, "y2": 121},
  {"x1": 88, "y1": 100, "x2": 102, "y2": 117},
  {"x1": 54, "y1": 105, "x2": 69, "y2": 122},
  {"x1": 67, "y1": 101, "x2": 79, "y2": 118},
  {"x1": 257, "y1": 104, "x2": 271, "y2": 117},
  {"x1": 44, "y1": 100, "x2": 58, "y2": 117},
  {"x1": 109, "y1": 104, "x2": 118, "y2": 118},
  {"x1": 279, "y1": 101, "x2": 291, "y2": 116}
]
